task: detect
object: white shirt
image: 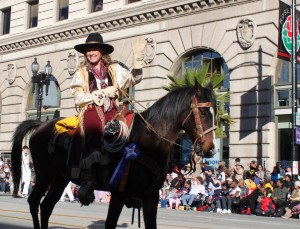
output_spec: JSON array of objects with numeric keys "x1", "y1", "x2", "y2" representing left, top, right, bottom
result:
[
  {"x1": 189, "y1": 184, "x2": 205, "y2": 195},
  {"x1": 228, "y1": 186, "x2": 241, "y2": 197}
]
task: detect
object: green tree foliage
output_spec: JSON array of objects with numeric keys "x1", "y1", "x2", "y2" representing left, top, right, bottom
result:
[{"x1": 163, "y1": 65, "x2": 233, "y2": 138}]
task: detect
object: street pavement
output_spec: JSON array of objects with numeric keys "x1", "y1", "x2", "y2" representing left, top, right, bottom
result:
[{"x1": 1, "y1": 192, "x2": 299, "y2": 229}]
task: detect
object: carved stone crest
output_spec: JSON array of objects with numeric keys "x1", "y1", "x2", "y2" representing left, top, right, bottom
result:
[
  {"x1": 7, "y1": 63, "x2": 17, "y2": 84},
  {"x1": 237, "y1": 17, "x2": 257, "y2": 49},
  {"x1": 144, "y1": 37, "x2": 156, "y2": 64},
  {"x1": 67, "y1": 51, "x2": 79, "y2": 75}
]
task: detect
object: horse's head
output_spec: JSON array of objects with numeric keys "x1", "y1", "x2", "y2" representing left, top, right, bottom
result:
[{"x1": 181, "y1": 81, "x2": 216, "y2": 158}]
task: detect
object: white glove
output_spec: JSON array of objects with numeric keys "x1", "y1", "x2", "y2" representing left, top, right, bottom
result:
[
  {"x1": 92, "y1": 90, "x2": 106, "y2": 106},
  {"x1": 102, "y1": 86, "x2": 118, "y2": 98},
  {"x1": 132, "y1": 36, "x2": 147, "y2": 69}
]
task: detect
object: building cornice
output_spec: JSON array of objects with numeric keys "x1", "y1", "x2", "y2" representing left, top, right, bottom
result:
[{"x1": 0, "y1": 0, "x2": 255, "y2": 54}]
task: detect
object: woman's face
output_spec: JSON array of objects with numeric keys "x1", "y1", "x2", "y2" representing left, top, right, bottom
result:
[
  {"x1": 285, "y1": 176, "x2": 291, "y2": 181},
  {"x1": 85, "y1": 46, "x2": 102, "y2": 65}
]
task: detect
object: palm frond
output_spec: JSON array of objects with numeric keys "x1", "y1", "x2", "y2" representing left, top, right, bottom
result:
[{"x1": 163, "y1": 66, "x2": 233, "y2": 138}]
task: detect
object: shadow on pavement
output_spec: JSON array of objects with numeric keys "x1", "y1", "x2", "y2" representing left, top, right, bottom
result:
[
  {"x1": 0, "y1": 223, "x2": 32, "y2": 229},
  {"x1": 86, "y1": 220, "x2": 130, "y2": 228}
]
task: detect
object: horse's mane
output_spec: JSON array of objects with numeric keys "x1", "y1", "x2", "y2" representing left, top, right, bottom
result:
[{"x1": 141, "y1": 86, "x2": 215, "y2": 127}]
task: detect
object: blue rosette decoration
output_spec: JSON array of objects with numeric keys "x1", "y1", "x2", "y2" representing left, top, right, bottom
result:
[{"x1": 109, "y1": 143, "x2": 140, "y2": 190}]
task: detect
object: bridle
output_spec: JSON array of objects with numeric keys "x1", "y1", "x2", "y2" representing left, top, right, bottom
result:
[{"x1": 181, "y1": 95, "x2": 216, "y2": 144}]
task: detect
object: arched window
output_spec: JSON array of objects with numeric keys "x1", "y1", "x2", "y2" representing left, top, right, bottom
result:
[
  {"x1": 176, "y1": 50, "x2": 230, "y2": 91},
  {"x1": 27, "y1": 75, "x2": 61, "y2": 120}
]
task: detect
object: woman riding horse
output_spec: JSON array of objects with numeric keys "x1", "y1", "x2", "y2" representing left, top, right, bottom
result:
[{"x1": 69, "y1": 33, "x2": 146, "y2": 202}]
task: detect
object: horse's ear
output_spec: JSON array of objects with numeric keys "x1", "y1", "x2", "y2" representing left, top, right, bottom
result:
[
  {"x1": 206, "y1": 82, "x2": 213, "y2": 91},
  {"x1": 195, "y1": 78, "x2": 203, "y2": 92}
]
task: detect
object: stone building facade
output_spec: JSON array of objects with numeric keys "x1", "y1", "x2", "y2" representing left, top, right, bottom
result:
[{"x1": 0, "y1": 0, "x2": 297, "y2": 171}]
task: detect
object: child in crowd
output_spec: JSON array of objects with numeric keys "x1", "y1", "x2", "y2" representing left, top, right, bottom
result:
[
  {"x1": 168, "y1": 187, "x2": 182, "y2": 209},
  {"x1": 255, "y1": 187, "x2": 275, "y2": 216}
]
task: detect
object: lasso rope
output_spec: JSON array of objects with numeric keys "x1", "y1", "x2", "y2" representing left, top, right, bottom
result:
[{"x1": 103, "y1": 120, "x2": 129, "y2": 152}]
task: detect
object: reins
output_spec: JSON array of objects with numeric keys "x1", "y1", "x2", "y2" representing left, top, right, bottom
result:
[{"x1": 119, "y1": 89, "x2": 216, "y2": 151}]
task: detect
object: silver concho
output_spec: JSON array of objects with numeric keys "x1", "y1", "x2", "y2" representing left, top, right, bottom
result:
[{"x1": 237, "y1": 17, "x2": 257, "y2": 49}]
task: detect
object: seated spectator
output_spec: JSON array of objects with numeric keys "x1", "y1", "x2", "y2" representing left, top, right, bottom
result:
[
  {"x1": 170, "y1": 172, "x2": 181, "y2": 190},
  {"x1": 245, "y1": 176, "x2": 257, "y2": 194},
  {"x1": 0, "y1": 168, "x2": 10, "y2": 193},
  {"x1": 239, "y1": 179, "x2": 249, "y2": 199},
  {"x1": 285, "y1": 166, "x2": 292, "y2": 176},
  {"x1": 159, "y1": 186, "x2": 170, "y2": 208},
  {"x1": 0, "y1": 157, "x2": 4, "y2": 167},
  {"x1": 181, "y1": 176, "x2": 205, "y2": 210},
  {"x1": 216, "y1": 167, "x2": 226, "y2": 184},
  {"x1": 245, "y1": 160, "x2": 257, "y2": 179},
  {"x1": 238, "y1": 185, "x2": 263, "y2": 215},
  {"x1": 232, "y1": 159, "x2": 244, "y2": 181},
  {"x1": 218, "y1": 161, "x2": 231, "y2": 178},
  {"x1": 272, "y1": 178, "x2": 288, "y2": 217},
  {"x1": 284, "y1": 174, "x2": 293, "y2": 195},
  {"x1": 3, "y1": 162, "x2": 11, "y2": 173},
  {"x1": 264, "y1": 179, "x2": 274, "y2": 192},
  {"x1": 203, "y1": 161, "x2": 214, "y2": 174},
  {"x1": 282, "y1": 180, "x2": 300, "y2": 219},
  {"x1": 207, "y1": 174, "x2": 222, "y2": 213},
  {"x1": 167, "y1": 186, "x2": 182, "y2": 209},
  {"x1": 270, "y1": 165, "x2": 280, "y2": 183},
  {"x1": 255, "y1": 187, "x2": 275, "y2": 216},
  {"x1": 181, "y1": 180, "x2": 191, "y2": 195},
  {"x1": 221, "y1": 179, "x2": 241, "y2": 214},
  {"x1": 271, "y1": 162, "x2": 285, "y2": 183},
  {"x1": 254, "y1": 164, "x2": 264, "y2": 185},
  {"x1": 204, "y1": 168, "x2": 214, "y2": 186}
]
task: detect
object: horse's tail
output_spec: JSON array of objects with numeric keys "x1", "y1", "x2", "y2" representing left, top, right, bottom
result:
[{"x1": 11, "y1": 119, "x2": 42, "y2": 196}]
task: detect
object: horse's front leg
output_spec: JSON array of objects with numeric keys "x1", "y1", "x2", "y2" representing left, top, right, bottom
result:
[
  {"x1": 105, "y1": 190, "x2": 126, "y2": 229},
  {"x1": 142, "y1": 191, "x2": 159, "y2": 229}
]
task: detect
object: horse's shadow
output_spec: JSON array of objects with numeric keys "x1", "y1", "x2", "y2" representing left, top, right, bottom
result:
[{"x1": 47, "y1": 220, "x2": 130, "y2": 229}]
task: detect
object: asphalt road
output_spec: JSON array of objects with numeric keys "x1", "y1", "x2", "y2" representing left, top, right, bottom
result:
[{"x1": 1, "y1": 193, "x2": 299, "y2": 229}]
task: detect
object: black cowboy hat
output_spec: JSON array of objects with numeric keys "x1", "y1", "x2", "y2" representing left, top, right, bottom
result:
[{"x1": 74, "y1": 33, "x2": 114, "y2": 54}]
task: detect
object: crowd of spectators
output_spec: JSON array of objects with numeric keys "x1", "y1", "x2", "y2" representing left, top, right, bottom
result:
[
  {"x1": 159, "y1": 159, "x2": 300, "y2": 220},
  {"x1": 2, "y1": 150, "x2": 300, "y2": 216},
  {"x1": 0, "y1": 157, "x2": 12, "y2": 194}
]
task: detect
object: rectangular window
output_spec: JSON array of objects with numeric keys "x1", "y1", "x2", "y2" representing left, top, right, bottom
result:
[
  {"x1": 59, "y1": 0, "x2": 69, "y2": 21},
  {"x1": 277, "y1": 90, "x2": 290, "y2": 107},
  {"x1": 2, "y1": 8, "x2": 11, "y2": 35},
  {"x1": 29, "y1": 1, "x2": 39, "y2": 28},
  {"x1": 127, "y1": 0, "x2": 141, "y2": 3},
  {"x1": 92, "y1": 0, "x2": 103, "y2": 12}
]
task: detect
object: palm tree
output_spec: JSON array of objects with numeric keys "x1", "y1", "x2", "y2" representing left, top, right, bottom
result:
[{"x1": 163, "y1": 64, "x2": 233, "y2": 138}]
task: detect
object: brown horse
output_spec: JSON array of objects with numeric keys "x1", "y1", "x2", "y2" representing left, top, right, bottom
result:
[{"x1": 11, "y1": 81, "x2": 216, "y2": 229}]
